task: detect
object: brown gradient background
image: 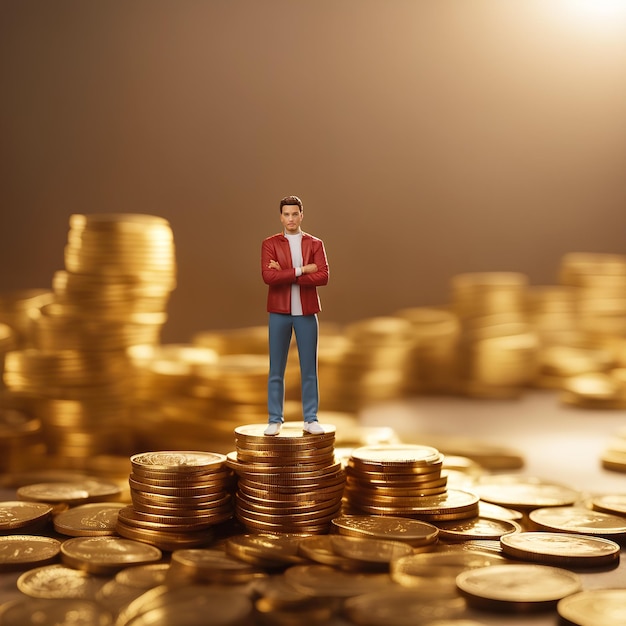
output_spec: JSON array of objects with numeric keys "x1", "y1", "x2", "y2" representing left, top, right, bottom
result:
[{"x1": 1, "y1": 0, "x2": 625, "y2": 343}]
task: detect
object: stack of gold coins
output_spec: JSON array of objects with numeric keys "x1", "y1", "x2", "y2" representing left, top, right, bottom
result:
[
  {"x1": 330, "y1": 317, "x2": 416, "y2": 409},
  {"x1": 228, "y1": 422, "x2": 344, "y2": 534},
  {"x1": 526, "y1": 285, "x2": 581, "y2": 349},
  {"x1": 394, "y1": 307, "x2": 460, "y2": 395},
  {"x1": 450, "y1": 272, "x2": 540, "y2": 398},
  {"x1": 559, "y1": 252, "x2": 626, "y2": 339},
  {"x1": 116, "y1": 451, "x2": 234, "y2": 551},
  {"x1": 344, "y1": 444, "x2": 479, "y2": 522},
  {"x1": 0, "y1": 289, "x2": 53, "y2": 347},
  {"x1": 2, "y1": 214, "x2": 177, "y2": 465},
  {"x1": 126, "y1": 344, "x2": 227, "y2": 453},
  {"x1": 0, "y1": 405, "x2": 46, "y2": 474}
]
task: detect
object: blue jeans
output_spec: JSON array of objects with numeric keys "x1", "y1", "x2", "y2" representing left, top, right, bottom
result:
[{"x1": 267, "y1": 312, "x2": 319, "y2": 424}]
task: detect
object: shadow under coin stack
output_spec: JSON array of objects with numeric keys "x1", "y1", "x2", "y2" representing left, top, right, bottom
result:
[
  {"x1": 344, "y1": 444, "x2": 480, "y2": 523},
  {"x1": 116, "y1": 451, "x2": 234, "y2": 551},
  {"x1": 227, "y1": 423, "x2": 345, "y2": 534}
]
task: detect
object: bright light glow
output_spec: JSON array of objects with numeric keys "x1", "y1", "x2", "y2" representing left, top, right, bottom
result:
[{"x1": 566, "y1": 0, "x2": 626, "y2": 20}]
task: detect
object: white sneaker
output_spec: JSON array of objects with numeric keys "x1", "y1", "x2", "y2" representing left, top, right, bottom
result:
[
  {"x1": 264, "y1": 423, "x2": 281, "y2": 436},
  {"x1": 303, "y1": 421, "x2": 324, "y2": 435}
]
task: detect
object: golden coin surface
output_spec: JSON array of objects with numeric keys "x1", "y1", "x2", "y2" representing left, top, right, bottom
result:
[
  {"x1": 473, "y1": 475, "x2": 579, "y2": 508},
  {"x1": 500, "y1": 531, "x2": 620, "y2": 567},
  {"x1": 344, "y1": 588, "x2": 466, "y2": 626},
  {"x1": 478, "y1": 500, "x2": 524, "y2": 521},
  {"x1": 391, "y1": 550, "x2": 508, "y2": 590},
  {"x1": 590, "y1": 493, "x2": 626, "y2": 516},
  {"x1": 283, "y1": 564, "x2": 396, "y2": 598},
  {"x1": 115, "y1": 563, "x2": 171, "y2": 589},
  {"x1": 170, "y1": 548, "x2": 267, "y2": 582},
  {"x1": 130, "y1": 451, "x2": 226, "y2": 472},
  {"x1": 326, "y1": 535, "x2": 413, "y2": 565},
  {"x1": 435, "y1": 517, "x2": 522, "y2": 541},
  {"x1": 0, "y1": 535, "x2": 61, "y2": 570},
  {"x1": 0, "y1": 598, "x2": 113, "y2": 626},
  {"x1": 225, "y1": 534, "x2": 306, "y2": 566},
  {"x1": 235, "y1": 422, "x2": 336, "y2": 440},
  {"x1": 456, "y1": 563, "x2": 582, "y2": 610},
  {"x1": 0, "y1": 501, "x2": 53, "y2": 530},
  {"x1": 332, "y1": 514, "x2": 439, "y2": 546},
  {"x1": 61, "y1": 536, "x2": 162, "y2": 574},
  {"x1": 557, "y1": 588, "x2": 626, "y2": 626},
  {"x1": 16, "y1": 479, "x2": 122, "y2": 505},
  {"x1": 17, "y1": 564, "x2": 103, "y2": 599},
  {"x1": 350, "y1": 444, "x2": 442, "y2": 467},
  {"x1": 53, "y1": 502, "x2": 125, "y2": 536},
  {"x1": 529, "y1": 506, "x2": 626, "y2": 537},
  {"x1": 116, "y1": 584, "x2": 252, "y2": 626}
]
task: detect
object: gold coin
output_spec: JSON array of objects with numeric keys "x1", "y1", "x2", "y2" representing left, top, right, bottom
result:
[
  {"x1": 473, "y1": 475, "x2": 579, "y2": 509},
  {"x1": 456, "y1": 563, "x2": 582, "y2": 611},
  {"x1": 477, "y1": 500, "x2": 524, "y2": 521},
  {"x1": 283, "y1": 564, "x2": 396, "y2": 598},
  {"x1": 225, "y1": 534, "x2": 306, "y2": 567},
  {"x1": 60, "y1": 536, "x2": 163, "y2": 575},
  {"x1": 169, "y1": 548, "x2": 267, "y2": 583},
  {"x1": 391, "y1": 550, "x2": 508, "y2": 590},
  {"x1": 115, "y1": 584, "x2": 253, "y2": 626},
  {"x1": 0, "y1": 535, "x2": 61, "y2": 571},
  {"x1": 16, "y1": 479, "x2": 122, "y2": 505},
  {"x1": 234, "y1": 422, "x2": 336, "y2": 441},
  {"x1": 529, "y1": 506, "x2": 626, "y2": 538},
  {"x1": 500, "y1": 531, "x2": 620, "y2": 567},
  {"x1": 114, "y1": 562, "x2": 171, "y2": 589},
  {"x1": 53, "y1": 502, "x2": 125, "y2": 537},
  {"x1": 325, "y1": 535, "x2": 412, "y2": 567},
  {"x1": 349, "y1": 444, "x2": 442, "y2": 468},
  {"x1": 557, "y1": 588, "x2": 626, "y2": 625},
  {"x1": 344, "y1": 588, "x2": 466, "y2": 626},
  {"x1": 434, "y1": 517, "x2": 522, "y2": 542},
  {"x1": 331, "y1": 514, "x2": 439, "y2": 547},
  {"x1": 0, "y1": 501, "x2": 53, "y2": 531},
  {"x1": 130, "y1": 451, "x2": 227, "y2": 473},
  {"x1": 589, "y1": 493, "x2": 626, "y2": 516},
  {"x1": 17, "y1": 564, "x2": 103, "y2": 599}
]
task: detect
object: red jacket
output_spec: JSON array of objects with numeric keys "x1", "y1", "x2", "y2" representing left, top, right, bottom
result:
[{"x1": 261, "y1": 232, "x2": 329, "y2": 315}]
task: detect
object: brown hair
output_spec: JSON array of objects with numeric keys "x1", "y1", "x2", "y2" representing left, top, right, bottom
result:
[{"x1": 279, "y1": 195, "x2": 303, "y2": 212}]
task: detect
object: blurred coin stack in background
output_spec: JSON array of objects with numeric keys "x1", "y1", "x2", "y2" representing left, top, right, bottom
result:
[
  {"x1": 2, "y1": 214, "x2": 176, "y2": 465},
  {"x1": 554, "y1": 253, "x2": 626, "y2": 408},
  {"x1": 318, "y1": 317, "x2": 416, "y2": 411},
  {"x1": 450, "y1": 272, "x2": 540, "y2": 399},
  {"x1": 227, "y1": 423, "x2": 345, "y2": 534},
  {"x1": 394, "y1": 307, "x2": 460, "y2": 395}
]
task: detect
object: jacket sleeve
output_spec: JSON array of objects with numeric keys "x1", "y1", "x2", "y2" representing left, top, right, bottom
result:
[
  {"x1": 261, "y1": 238, "x2": 297, "y2": 285},
  {"x1": 297, "y1": 239, "x2": 329, "y2": 287}
]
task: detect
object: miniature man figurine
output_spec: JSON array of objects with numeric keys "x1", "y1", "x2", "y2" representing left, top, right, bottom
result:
[{"x1": 261, "y1": 195, "x2": 329, "y2": 436}]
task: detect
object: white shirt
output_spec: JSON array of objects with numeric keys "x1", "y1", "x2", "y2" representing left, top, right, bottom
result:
[{"x1": 285, "y1": 231, "x2": 303, "y2": 316}]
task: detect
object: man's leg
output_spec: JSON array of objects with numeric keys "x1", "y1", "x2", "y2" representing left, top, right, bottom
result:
[
  {"x1": 267, "y1": 313, "x2": 293, "y2": 426},
  {"x1": 293, "y1": 314, "x2": 319, "y2": 424}
]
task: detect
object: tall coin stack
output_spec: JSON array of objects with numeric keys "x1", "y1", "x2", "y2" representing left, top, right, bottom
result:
[
  {"x1": 344, "y1": 444, "x2": 480, "y2": 522},
  {"x1": 116, "y1": 451, "x2": 234, "y2": 551},
  {"x1": 227, "y1": 423, "x2": 345, "y2": 535},
  {"x1": 3, "y1": 214, "x2": 176, "y2": 462}
]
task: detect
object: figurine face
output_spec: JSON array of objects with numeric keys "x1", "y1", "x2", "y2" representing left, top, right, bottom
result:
[{"x1": 280, "y1": 205, "x2": 303, "y2": 234}]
